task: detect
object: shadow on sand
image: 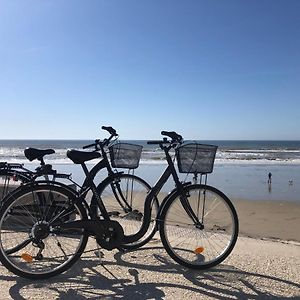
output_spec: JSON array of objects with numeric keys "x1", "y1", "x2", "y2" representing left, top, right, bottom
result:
[{"x1": 2, "y1": 244, "x2": 299, "y2": 299}]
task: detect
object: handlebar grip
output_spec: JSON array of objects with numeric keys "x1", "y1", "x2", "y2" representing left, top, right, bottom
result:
[
  {"x1": 161, "y1": 131, "x2": 183, "y2": 142},
  {"x1": 101, "y1": 126, "x2": 117, "y2": 136},
  {"x1": 147, "y1": 141, "x2": 161, "y2": 145},
  {"x1": 83, "y1": 142, "x2": 96, "y2": 149}
]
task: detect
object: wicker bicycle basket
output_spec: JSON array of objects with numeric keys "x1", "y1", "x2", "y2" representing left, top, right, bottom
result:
[
  {"x1": 176, "y1": 143, "x2": 218, "y2": 174},
  {"x1": 109, "y1": 143, "x2": 143, "y2": 169}
]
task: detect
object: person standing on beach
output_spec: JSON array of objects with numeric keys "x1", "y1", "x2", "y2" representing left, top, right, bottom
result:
[{"x1": 268, "y1": 172, "x2": 272, "y2": 184}]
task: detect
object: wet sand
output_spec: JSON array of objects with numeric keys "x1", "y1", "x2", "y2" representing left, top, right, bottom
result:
[
  {"x1": 155, "y1": 190, "x2": 300, "y2": 243},
  {"x1": 1, "y1": 182, "x2": 300, "y2": 243},
  {"x1": 233, "y1": 199, "x2": 300, "y2": 242}
]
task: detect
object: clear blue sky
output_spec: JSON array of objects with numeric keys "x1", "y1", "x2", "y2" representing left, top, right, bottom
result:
[{"x1": 0, "y1": 0, "x2": 299, "y2": 140}]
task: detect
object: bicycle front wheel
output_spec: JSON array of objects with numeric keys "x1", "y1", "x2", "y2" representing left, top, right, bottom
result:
[
  {"x1": 0, "y1": 183, "x2": 89, "y2": 279},
  {"x1": 159, "y1": 184, "x2": 238, "y2": 269},
  {"x1": 93, "y1": 173, "x2": 159, "y2": 249}
]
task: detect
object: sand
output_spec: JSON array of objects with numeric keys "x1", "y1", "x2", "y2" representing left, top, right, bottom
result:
[
  {"x1": 0, "y1": 236, "x2": 299, "y2": 299},
  {"x1": 233, "y1": 199, "x2": 300, "y2": 242},
  {"x1": 0, "y1": 183, "x2": 299, "y2": 298}
]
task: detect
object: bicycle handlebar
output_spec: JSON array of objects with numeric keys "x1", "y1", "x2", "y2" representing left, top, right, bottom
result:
[
  {"x1": 161, "y1": 131, "x2": 183, "y2": 142},
  {"x1": 147, "y1": 140, "x2": 169, "y2": 145},
  {"x1": 101, "y1": 126, "x2": 117, "y2": 137},
  {"x1": 82, "y1": 126, "x2": 118, "y2": 150},
  {"x1": 82, "y1": 142, "x2": 98, "y2": 149},
  {"x1": 147, "y1": 131, "x2": 183, "y2": 146}
]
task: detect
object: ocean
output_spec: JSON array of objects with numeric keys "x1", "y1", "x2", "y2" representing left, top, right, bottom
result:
[
  {"x1": 1, "y1": 139, "x2": 300, "y2": 165},
  {"x1": 1, "y1": 139, "x2": 300, "y2": 202}
]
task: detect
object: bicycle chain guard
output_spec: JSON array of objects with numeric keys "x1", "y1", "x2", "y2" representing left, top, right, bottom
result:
[
  {"x1": 95, "y1": 220, "x2": 124, "y2": 250},
  {"x1": 57, "y1": 219, "x2": 125, "y2": 250}
]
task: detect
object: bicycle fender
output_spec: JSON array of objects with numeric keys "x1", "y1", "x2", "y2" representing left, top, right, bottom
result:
[
  {"x1": 95, "y1": 172, "x2": 124, "y2": 189},
  {"x1": 0, "y1": 181, "x2": 53, "y2": 204},
  {"x1": 0, "y1": 180, "x2": 80, "y2": 210},
  {"x1": 18, "y1": 180, "x2": 79, "y2": 197},
  {"x1": 157, "y1": 182, "x2": 192, "y2": 224},
  {"x1": 89, "y1": 172, "x2": 125, "y2": 209}
]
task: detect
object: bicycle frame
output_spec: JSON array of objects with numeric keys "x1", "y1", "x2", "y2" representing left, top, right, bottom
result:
[
  {"x1": 31, "y1": 135, "x2": 202, "y2": 247},
  {"x1": 112, "y1": 143, "x2": 202, "y2": 245},
  {"x1": 15, "y1": 133, "x2": 201, "y2": 248},
  {"x1": 0, "y1": 131, "x2": 239, "y2": 278},
  {"x1": 56, "y1": 138, "x2": 203, "y2": 245},
  {"x1": 79, "y1": 160, "x2": 117, "y2": 220}
]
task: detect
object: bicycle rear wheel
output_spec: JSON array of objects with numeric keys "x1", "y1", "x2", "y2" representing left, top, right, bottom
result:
[
  {"x1": 159, "y1": 184, "x2": 238, "y2": 269},
  {"x1": 0, "y1": 168, "x2": 31, "y2": 201},
  {"x1": 0, "y1": 183, "x2": 88, "y2": 279},
  {"x1": 93, "y1": 173, "x2": 159, "y2": 249}
]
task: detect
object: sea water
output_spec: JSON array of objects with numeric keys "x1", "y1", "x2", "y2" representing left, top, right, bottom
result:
[{"x1": 1, "y1": 139, "x2": 300, "y2": 202}]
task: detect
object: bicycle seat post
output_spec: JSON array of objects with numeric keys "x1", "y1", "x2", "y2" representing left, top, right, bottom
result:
[
  {"x1": 39, "y1": 157, "x2": 45, "y2": 166},
  {"x1": 80, "y1": 162, "x2": 90, "y2": 179}
]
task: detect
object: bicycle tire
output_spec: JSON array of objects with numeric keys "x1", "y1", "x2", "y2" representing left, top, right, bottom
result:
[
  {"x1": 159, "y1": 184, "x2": 238, "y2": 269},
  {"x1": 91, "y1": 173, "x2": 159, "y2": 250},
  {"x1": 0, "y1": 183, "x2": 89, "y2": 279}
]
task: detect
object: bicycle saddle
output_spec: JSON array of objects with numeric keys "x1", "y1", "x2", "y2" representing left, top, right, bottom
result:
[
  {"x1": 24, "y1": 148, "x2": 55, "y2": 162},
  {"x1": 67, "y1": 149, "x2": 101, "y2": 164}
]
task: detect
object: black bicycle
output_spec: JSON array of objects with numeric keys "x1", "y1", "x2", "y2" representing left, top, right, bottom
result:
[
  {"x1": 76, "y1": 126, "x2": 159, "y2": 249},
  {"x1": 0, "y1": 151, "x2": 72, "y2": 201},
  {"x1": 0, "y1": 131, "x2": 238, "y2": 279},
  {"x1": 0, "y1": 126, "x2": 158, "y2": 250}
]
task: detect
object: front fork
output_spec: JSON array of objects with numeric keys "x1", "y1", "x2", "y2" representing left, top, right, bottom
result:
[{"x1": 179, "y1": 178, "x2": 206, "y2": 230}]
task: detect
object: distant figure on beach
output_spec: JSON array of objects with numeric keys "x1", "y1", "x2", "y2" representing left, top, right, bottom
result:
[{"x1": 268, "y1": 172, "x2": 272, "y2": 184}]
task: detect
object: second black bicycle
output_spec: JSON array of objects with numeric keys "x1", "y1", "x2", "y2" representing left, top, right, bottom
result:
[{"x1": 0, "y1": 130, "x2": 238, "y2": 279}]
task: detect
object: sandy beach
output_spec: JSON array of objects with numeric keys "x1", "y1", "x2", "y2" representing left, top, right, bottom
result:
[
  {"x1": 233, "y1": 199, "x2": 300, "y2": 242},
  {"x1": 0, "y1": 169, "x2": 300, "y2": 298},
  {"x1": 0, "y1": 236, "x2": 299, "y2": 299},
  {"x1": 0, "y1": 196, "x2": 299, "y2": 299}
]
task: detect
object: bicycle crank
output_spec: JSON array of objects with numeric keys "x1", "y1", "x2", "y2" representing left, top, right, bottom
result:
[
  {"x1": 57, "y1": 219, "x2": 124, "y2": 250},
  {"x1": 95, "y1": 220, "x2": 124, "y2": 250}
]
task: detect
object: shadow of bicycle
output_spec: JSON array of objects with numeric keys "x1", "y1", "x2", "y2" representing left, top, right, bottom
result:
[{"x1": 2, "y1": 243, "x2": 300, "y2": 299}]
